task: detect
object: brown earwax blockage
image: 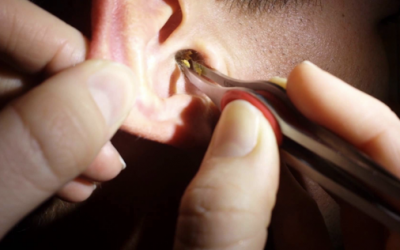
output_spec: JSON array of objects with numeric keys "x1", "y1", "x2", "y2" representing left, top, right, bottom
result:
[
  {"x1": 175, "y1": 49, "x2": 206, "y2": 76},
  {"x1": 192, "y1": 62, "x2": 204, "y2": 76}
]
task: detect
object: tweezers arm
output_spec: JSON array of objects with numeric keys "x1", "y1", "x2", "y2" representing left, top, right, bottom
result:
[{"x1": 281, "y1": 140, "x2": 400, "y2": 232}]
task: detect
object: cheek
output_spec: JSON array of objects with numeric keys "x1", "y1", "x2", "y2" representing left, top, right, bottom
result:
[{"x1": 213, "y1": 5, "x2": 389, "y2": 102}]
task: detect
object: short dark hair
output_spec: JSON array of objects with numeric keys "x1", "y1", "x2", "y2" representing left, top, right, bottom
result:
[{"x1": 219, "y1": 0, "x2": 320, "y2": 14}]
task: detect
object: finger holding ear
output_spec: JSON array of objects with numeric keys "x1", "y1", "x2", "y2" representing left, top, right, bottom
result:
[
  {"x1": 0, "y1": 0, "x2": 87, "y2": 75},
  {"x1": 0, "y1": 0, "x2": 88, "y2": 109},
  {"x1": 0, "y1": 60, "x2": 134, "y2": 238},
  {"x1": 0, "y1": 0, "x2": 128, "y2": 203},
  {"x1": 174, "y1": 100, "x2": 280, "y2": 250}
]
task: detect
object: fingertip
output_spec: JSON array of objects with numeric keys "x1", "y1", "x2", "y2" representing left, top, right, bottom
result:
[
  {"x1": 85, "y1": 60, "x2": 136, "y2": 131},
  {"x1": 83, "y1": 141, "x2": 125, "y2": 182},
  {"x1": 209, "y1": 100, "x2": 260, "y2": 158},
  {"x1": 287, "y1": 60, "x2": 358, "y2": 99},
  {"x1": 57, "y1": 179, "x2": 96, "y2": 203},
  {"x1": 287, "y1": 61, "x2": 352, "y2": 123},
  {"x1": 287, "y1": 61, "x2": 323, "y2": 99}
]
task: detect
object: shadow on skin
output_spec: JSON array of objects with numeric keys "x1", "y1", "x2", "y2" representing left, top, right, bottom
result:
[
  {"x1": 1, "y1": 130, "x2": 205, "y2": 249},
  {"x1": 30, "y1": 0, "x2": 92, "y2": 39}
]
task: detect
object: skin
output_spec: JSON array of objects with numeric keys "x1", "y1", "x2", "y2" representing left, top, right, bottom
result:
[
  {"x1": 89, "y1": 0, "x2": 397, "y2": 146},
  {"x1": 0, "y1": 0, "x2": 400, "y2": 249},
  {"x1": 88, "y1": 0, "x2": 398, "y2": 247}
]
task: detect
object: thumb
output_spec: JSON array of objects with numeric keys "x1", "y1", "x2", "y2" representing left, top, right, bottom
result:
[
  {"x1": 0, "y1": 60, "x2": 134, "y2": 237},
  {"x1": 174, "y1": 100, "x2": 280, "y2": 250}
]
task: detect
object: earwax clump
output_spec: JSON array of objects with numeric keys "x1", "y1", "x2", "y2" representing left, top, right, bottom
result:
[
  {"x1": 175, "y1": 50, "x2": 288, "y2": 89},
  {"x1": 193, "y1": 62, "x2": 204, "y2": 76},
  {"x1": 175, "y1": 49, "x2": 205, "y2": 72},
  {"x1": 179, "y1": 50, "x2": 193, "y2": 68},
  {"x1": 182, "y1": 59, "x2": 191, "y2": 68}
]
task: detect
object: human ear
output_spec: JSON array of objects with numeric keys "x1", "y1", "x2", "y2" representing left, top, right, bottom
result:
[{"x1": 89, "y1": 0, "x2": 232, "y2": 147}]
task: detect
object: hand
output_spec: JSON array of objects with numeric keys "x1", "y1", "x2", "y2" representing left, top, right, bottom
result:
[
  {"x1": 173, "y1": 100, "x2": 280, "y2": 249},
  {"x1": 173, "y1": 61, "x2": 400, "y2": 249},
  {"x1": 285, "y1": 61, "x2": 400, "y2": 249},
  {"x1": 0, "y1": 0, "x2": 135, "y2": 238},
  {"x1": 0, "y1": 0, "x2": 130, "y2": 202}
]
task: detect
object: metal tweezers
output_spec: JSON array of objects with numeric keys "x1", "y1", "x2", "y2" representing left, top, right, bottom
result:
[{"x1": 177, "y1": 59, "x2": 400, "y2": 232}]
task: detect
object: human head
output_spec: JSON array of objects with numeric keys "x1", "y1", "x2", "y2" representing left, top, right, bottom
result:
[
  {"x1": 6, "y1": 0, "x2": 398, "y2": 247},
  {"x1": 82, "y1": 0, "x2": 399, "y2": 147}
]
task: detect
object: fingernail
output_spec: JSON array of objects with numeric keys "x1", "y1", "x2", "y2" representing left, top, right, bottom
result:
[
  {"x1": 88, "y1": 62, "x2": 134, "y2": 128},
  {"x1": 119, "y1": 155, "x2": 127, "y2": 170},
  {"x1": 211, "y1": 100, "x2": 260, "y2": 157}
]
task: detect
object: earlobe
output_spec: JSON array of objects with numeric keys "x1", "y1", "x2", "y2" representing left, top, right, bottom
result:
[{"x1": 89, "y1": 0, "x2": 223, "y2": 147}]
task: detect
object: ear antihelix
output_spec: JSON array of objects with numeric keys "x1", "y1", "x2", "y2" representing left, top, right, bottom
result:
[{"x1": 159, "y1": 0, "x2": 183, "y2": 43}]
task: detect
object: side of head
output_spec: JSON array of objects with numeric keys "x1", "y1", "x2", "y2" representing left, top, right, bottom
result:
[{"x1": 85, "y1": 0, "x2": 400, "y2": 147}]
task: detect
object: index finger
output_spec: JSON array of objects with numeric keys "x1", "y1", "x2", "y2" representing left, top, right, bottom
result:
[
  {"x1": 0, "y1": 0, "x2": 88, "y2": 75},
  {"x1": 287, "y1": 61, "x2": 400, "y2": 179},
  {"x1": 287, "y1": 61, "x2": 400, "y2": 249}
]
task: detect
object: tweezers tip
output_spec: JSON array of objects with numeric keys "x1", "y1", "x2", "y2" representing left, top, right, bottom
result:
[
  {"x1": 175, "y1": 50, "x2": 193, "y2": 67},
  {"x1": 175, "y1": 50, "x2": 208, "y2": 76}
]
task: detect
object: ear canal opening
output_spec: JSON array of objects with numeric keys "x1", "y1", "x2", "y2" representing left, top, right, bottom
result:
[
  {"x1": 175, "y1": 50, "x2": 205, "y2": 65},
  {"x1": 159, "y1": 1, "x2": 183, "y2": 44}
]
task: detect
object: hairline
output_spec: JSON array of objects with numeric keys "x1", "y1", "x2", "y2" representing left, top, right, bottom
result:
[{"x1": 217, "y1": 0, "x2": 321, "y2": 14}]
